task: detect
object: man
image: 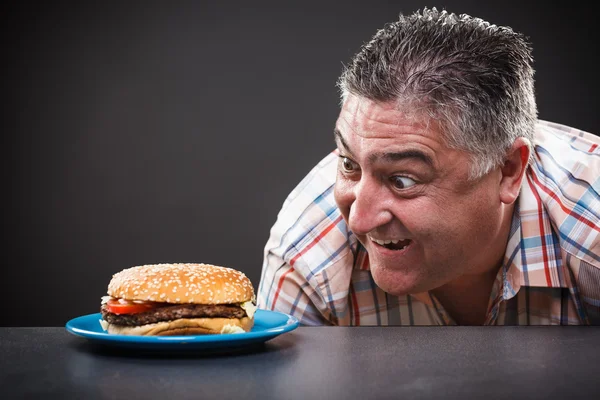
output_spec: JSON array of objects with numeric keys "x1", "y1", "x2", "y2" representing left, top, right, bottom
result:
[{"x1": 257, "y1": 8, "x2": 600, "y2": 325}]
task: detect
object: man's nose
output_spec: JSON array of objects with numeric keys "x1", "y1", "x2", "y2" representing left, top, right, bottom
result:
[{"x1": 347, "y1": 177, "x2": 393, "y2": 235}]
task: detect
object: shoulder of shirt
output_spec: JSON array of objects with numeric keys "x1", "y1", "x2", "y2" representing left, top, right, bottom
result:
[
  {"x1": 535, "y1": 119, "x2": 599, "y2": 154},
  {"x1": 530, "y1": 119, "x2": 600, "y2": 267},
  {"x1": 266, "y1": 150, "x2": 356, "y2": 280},
  {"x1": 533, "y1": 120, "x2": 599, "y2": 191},
  {"x1": 277, "y1": 150, "x2": 339, "y2": 221},
  {"x1": 533, "y1": 119, "x2": 599, "y2": 186}
]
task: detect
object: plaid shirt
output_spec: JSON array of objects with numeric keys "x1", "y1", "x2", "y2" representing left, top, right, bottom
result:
[{"x1": 257, "y1": 120, "x2": 600, "y2": 325}]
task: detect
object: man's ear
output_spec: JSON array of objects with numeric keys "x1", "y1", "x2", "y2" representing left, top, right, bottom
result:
[{"x1": 499, "y1": 137, "x2": 531, "y2": 205}]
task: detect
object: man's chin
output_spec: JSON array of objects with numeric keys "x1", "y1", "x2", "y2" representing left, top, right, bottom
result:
[{"x1": 369, "y1": 265, "x2": 427, "y2": 296}]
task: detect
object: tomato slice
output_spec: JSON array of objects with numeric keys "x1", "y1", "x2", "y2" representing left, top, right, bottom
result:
[{"x1": 105, "y1": 298, "x2": 159, "y2": 315}]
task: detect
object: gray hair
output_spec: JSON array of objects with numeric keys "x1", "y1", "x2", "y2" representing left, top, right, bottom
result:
[{"x1": 337, "y1": 7, "x2": 538, "y2": 179}]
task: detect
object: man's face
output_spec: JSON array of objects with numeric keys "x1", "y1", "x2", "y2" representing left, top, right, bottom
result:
[{"x1": 333, "y1": 94, "x2": 507, "y2": 296}]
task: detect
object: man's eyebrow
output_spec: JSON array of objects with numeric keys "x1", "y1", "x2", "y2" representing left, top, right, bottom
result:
[
  {"x1": 334, "y1": 128, "x2": 434, "y2": 167},
  {"x1": 334, "y1": 129, "x2": 353, "y2": 156},
  {"x1": 371, "y1": 150, "x2": 434, "y2": 167}
]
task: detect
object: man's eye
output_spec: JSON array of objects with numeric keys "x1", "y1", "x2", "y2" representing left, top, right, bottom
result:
[
  {"x1": 340, "y1": 157, "x2": 356, "y2": 172},
  {"x1": 390, "y1": 176, "x2": 416, "y2": 189}
]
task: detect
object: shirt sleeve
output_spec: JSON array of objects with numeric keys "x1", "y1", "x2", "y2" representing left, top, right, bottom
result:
[
  {"x1": 257, "y1": 248, "x2": 334, "y2": 326},
  {"x1": 256, "y1": 151, "x2": 352, "y2": 326}
]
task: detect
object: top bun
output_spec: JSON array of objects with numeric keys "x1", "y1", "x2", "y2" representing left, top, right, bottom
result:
[{"x1": 107, "y1": 263, "x2": 254, "y2": 305}]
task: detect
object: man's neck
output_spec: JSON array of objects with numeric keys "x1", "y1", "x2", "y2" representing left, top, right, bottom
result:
[
  {"x1": 430, "y1": 202, "x2": 515, "y2": 325},
  {"x1": 431, "y1": 269, "x2": 500, "y2": 325}
]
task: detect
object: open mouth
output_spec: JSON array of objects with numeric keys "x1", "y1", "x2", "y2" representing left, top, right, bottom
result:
[{"x1": 369, "y1": 237, "x2": 411, "y2": 251}]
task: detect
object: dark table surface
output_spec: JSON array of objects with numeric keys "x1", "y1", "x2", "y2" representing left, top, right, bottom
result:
[{"x1": 1, "y1": 326, "x2": 599, "y2": 400}]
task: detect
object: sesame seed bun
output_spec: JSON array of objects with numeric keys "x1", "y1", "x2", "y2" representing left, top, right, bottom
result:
[
  {"x1": 107, "y1": 263, "x2": 255, "y2": 304},
  {"x1": 101, "y1": 263, "x2": 256, "y2": 336}
]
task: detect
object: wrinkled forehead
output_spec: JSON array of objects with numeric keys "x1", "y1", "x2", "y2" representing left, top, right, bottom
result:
[{"x1": 336, "y1": 94, "x2": 446, "y2": 141}]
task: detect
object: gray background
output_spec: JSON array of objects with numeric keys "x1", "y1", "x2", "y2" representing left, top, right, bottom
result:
[{"x1": 3, "y1": 0, "x2": 598, "y2": 326}]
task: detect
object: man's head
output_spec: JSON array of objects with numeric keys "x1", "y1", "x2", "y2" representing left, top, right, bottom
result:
[
  {"x1": 333, "y1": 8, "x2": 534, "y2": 296},
  {"x1": 337, "y1": 7, "x2": 537, "y2": 179}
]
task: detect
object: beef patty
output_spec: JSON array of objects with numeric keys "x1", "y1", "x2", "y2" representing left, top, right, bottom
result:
[{"x1": 101, "y1": 303, "x2": 247, "y2": 326}]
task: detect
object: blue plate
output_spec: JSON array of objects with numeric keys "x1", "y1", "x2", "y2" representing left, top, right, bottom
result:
[{"x1": 65, "y1": 309, "x2": 299, "y2": 351}]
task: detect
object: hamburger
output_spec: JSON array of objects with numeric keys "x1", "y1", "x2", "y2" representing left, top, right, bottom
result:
[{"x1": 99, "y1": 263, "x2": 256, "y2": 335}]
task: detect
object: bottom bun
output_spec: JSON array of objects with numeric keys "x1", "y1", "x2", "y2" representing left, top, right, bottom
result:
[{"x1": 105, "y1": 317, "x2": 254, "y2": 336}]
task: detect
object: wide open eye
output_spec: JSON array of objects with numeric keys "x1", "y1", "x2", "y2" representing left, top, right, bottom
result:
[
  {"x1": 390, "y1": 176, "x2": 416, "y2": 189},
  {"x1": 340, "y1": 157, "x2": 358, "y2": 173}
]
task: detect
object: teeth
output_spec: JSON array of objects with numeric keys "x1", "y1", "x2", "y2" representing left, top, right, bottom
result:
[{"x1": 369, "y1": 237, "x2": 405, "y2": 246}]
